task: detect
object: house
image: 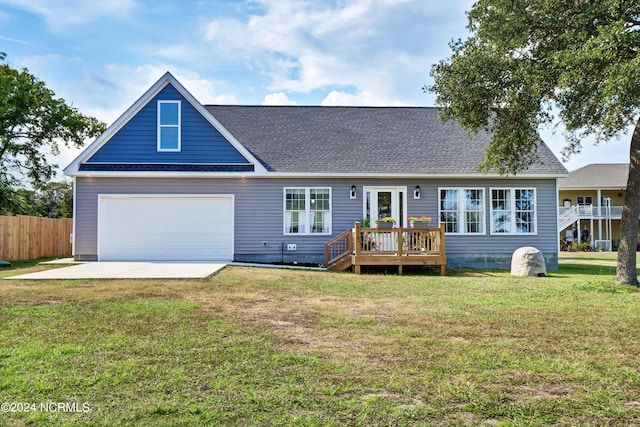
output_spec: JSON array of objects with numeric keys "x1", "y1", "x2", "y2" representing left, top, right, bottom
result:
[
  {"x1": 64, "y1": 72, "x2": 568, "y2": 270},
  {"x1": 558, "y1": 163, "x2": 636, "y2": 251}
]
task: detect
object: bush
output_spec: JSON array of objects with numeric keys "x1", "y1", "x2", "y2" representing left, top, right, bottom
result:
[{"x1": 562, "y1": 241, "x2": 591, "y2": 252}]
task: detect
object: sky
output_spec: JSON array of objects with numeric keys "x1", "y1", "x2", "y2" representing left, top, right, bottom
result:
[{"x1": 0, "y1": 0, "x2": 633, "y2": 180}]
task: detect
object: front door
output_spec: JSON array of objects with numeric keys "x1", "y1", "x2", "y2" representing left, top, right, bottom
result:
[{"x1": 364, "y1": 186, "x2": 407, "y2": 227}]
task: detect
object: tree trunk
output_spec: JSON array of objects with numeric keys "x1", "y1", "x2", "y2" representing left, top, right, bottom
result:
[{"x1": 616, "y1": 117, "x2": 640, "y2": 285}]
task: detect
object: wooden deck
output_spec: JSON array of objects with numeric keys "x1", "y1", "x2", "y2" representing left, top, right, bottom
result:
[{"x1": 325, "y1": 222, "x2": 446, "y2": 275}]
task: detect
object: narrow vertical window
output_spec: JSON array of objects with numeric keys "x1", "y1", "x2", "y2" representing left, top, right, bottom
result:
[
  {"x1": 440, "y1": 189, "x2": 459, "y2": 233},
  {"x1": 491, "y1": 189, "x2": 511, "y2": 233},
  {"x1": 285, "y1": 189, "x2": 306, "y2": 234},
  {"x1": 515, "y1": 189, "x2": 535, "y2": 233},
  {"x1": 158, "y1": 101, "x2": 181, "y2": 151},
  {"x1": 464, "y1": 189, "x2": 484, "y2": 233},
  {"x1": 310, "y1": 188, "x2": 330, "y2": 233}
]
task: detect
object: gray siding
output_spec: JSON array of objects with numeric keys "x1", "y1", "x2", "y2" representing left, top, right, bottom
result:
[{"x1": 74, "y1": 177, "x2": 559, "y2": 269}]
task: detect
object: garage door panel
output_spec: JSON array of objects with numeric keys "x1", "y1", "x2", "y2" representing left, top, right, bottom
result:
[{"x1": 99, "y1": 196, "x2": 233, "y2": 261}]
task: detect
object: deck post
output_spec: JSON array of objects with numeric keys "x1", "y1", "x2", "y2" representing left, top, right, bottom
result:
[
  {"x1": 439, "y1": 223, "x2": 446, "y2": 275},
  {"x1": 354, "y1": 222, "x2": 361, "y2": 274},
  {"x1": 354, "y1": 222, "x2": 361, "y2": 256},
  {"x1": 397, "y1": 228, "x2": 403, "y2": 275}
]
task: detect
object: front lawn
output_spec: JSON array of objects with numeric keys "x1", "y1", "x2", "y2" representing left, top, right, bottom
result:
[{"x1": 1, "y1": 262, "x2": 639, "y2": 426}]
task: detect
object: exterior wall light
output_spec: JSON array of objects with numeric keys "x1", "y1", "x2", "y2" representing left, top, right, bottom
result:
[
  {"x1": 414, "y1": 185, "x2": 421, "y2": 199},
  {"x1": 350, "y1": 185, "x2": 357, "y2": 199}
]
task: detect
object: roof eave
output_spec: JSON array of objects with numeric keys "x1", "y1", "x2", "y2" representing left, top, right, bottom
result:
[{"x1": 67, "y1": 170, "x2": 567, "y2": 179}]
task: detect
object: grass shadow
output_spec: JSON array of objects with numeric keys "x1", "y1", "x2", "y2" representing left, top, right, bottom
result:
[{"x1": 559, "y1": 263, "x2": 617, "y2": 276}]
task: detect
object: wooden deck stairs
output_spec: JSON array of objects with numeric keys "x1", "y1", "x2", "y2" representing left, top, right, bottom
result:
[{"x1": 325, "y1": 222, "x2": 447, "y2": 275}]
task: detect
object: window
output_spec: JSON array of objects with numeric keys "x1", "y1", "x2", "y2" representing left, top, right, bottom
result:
[
  {"x1": 284, "y1": 188, "x2": 331, "y2": 235},
  {"x1": 491, "y1": 189, "x2": 511, "y2": 233},
  {"x1": 576, "y1": 196, "x2": 593, "y2": 206},
  {"x1": 490, "y1": 188, "x2": 536, "y2": 234},
  {"x1": 439, "y1": 188, "x2": 485, "y2": 234},
  {"x1": 158, "y1": 101, "x2": 181, "y2": 151}
]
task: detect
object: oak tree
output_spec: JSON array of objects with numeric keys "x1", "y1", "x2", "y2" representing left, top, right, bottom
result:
[
  {"x1": 429, "y1": 0, "x2": 640, "y2": 284},
  {"x1": 0, "y1": 53, "x2": 105, "y2": 212}
]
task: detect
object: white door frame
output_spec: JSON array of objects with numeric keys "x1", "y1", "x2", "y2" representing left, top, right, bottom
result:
[{"x1": 363, "y1": 186, "x2": 408, "y2": 227}]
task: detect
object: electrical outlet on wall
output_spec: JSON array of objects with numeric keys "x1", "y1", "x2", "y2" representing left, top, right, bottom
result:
[{"x1": 287, "y1": 244, "x2": 297, "y2": 251}]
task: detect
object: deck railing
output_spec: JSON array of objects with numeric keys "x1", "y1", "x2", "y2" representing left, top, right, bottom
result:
[
  {"x1": 324, "y1": 228, "x2": 353, "y2": 268},
  {"x1": 325, "y1": 222, "x2": 446, "y2": 275},
  {"x1": 354, "y1": 223, "x2": 444, "y2": 257}
]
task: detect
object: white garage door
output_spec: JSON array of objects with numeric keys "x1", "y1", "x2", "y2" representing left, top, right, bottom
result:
[{"x1": 98, "y1": 195, "x2": 233, "y2": 261}]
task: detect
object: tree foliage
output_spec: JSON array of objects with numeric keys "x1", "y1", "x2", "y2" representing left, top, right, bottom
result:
[
  {"x1": 0, "y1": 181, "x2": 74, "y2": 218},
  {"x1": 0, "y1": 53, "x2": 105, "y2": 210},
  {"x1": 428, "y1": 0, "x2": 640, "y2": 284}
]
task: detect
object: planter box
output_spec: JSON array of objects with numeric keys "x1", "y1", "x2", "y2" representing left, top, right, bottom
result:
[
  {"x1": 409, "y1": 222, "x2": 430, "y2": 229},
  {"x1": 375, "y1": 221, "x2": 394, "y2": 229}
]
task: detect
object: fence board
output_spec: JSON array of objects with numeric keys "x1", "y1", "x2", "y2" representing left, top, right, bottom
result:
[{"x1": 0, "y1": 215, "x2": 73, "y2": 261}]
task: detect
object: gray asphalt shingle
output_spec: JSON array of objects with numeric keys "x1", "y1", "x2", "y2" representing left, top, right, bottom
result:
[
  {"x1": 206, "y1": 105, "x2": 566, "y2": 175},
  {"x1": 558, "y1": 163, "x2": 629, "y2": 189}
]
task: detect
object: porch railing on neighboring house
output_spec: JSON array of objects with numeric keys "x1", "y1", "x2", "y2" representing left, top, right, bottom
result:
[
  {"x1": 558, "y1": 205, "x2": 579, "y2": 231},
  {"x1": 559, "y1": 203, "x2": 626, "y2": 250},
  {"x1": 558, "y1": 204, "x2": 624, "y2": 221},
  {"x1": 325, "y1": 222, "x2": 446, "y2": 275}
]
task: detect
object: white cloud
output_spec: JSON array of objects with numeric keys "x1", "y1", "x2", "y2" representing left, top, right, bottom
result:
[
  {"x1": 211, "y1": 94, "x2": 239, "y2": 105},
  {"x1": 262, "y1": 92, "x2": 297, "y2": 105},
  {"x1": 0, "y1": 34, "x2": 32, "y2": 45},
  {"x1": 146, "y1": 43, "x2": 203, "y2": 64},
  {"x1": 99, "y1": 64, "x2": 239, "y2": 112},
  {"x1": 0, "y1": 0, "x2": 136, "y2": 29},
  {"x1": 7, "y1": 59, "x2": 240, "y2": 176},
  {"x1": 321, "y1": 90, "x2": 403, "y2": 106},
  {"x1": 321, "y1": 91, "x2": 363, "y2": 106},
  {"x1": 202, "y1": 0, "x2": 472, "y2": 105}
]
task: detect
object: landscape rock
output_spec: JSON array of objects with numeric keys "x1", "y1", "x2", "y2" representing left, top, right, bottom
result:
[{"x1": 510, "y1": 246, "x2": 547, "y2": 277}]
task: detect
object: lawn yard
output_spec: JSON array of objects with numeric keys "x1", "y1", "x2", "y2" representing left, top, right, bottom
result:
[{"x1": 1, "y1": 260, "x2": 639, "y2": 426}]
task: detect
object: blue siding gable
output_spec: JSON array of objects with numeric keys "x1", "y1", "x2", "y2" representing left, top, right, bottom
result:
[{"x1": 84, "y1": 84, "x2": 252, "y2": 167}]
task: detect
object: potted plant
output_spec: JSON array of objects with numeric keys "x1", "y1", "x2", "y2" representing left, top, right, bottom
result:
[
  {"x1": 353, "y1": 218, "x2": 371, "y2": 228},
  {"x1": 374, "y1": 217, "x2": 396, "y2": 229},
  {"x1": 408, "y1": 215, "x2": 432, "y2": 229}
]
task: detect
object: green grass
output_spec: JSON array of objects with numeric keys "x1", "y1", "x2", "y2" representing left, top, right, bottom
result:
[
  {"x1": 559, "y1": 250, "x2": 640, "y2": 263},
  {"x1": 1, "y1": 261, "x2": 639, "y2": 426}
]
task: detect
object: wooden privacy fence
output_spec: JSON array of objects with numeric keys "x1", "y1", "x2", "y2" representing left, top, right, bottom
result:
[{"x1": 0, "y1": 215, "x2": 73, "y2": 261}]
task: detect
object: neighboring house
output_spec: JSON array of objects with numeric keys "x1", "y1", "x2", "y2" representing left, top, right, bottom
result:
[
  {"x1": 64, "y1": 72, "x2": 568, "y2": 269},
  {"x1": 558, "y1": 163, "x2": 636, "y2": 250}
]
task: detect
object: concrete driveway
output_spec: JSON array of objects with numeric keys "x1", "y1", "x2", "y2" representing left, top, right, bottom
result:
[{"x1": 5, "y1": 261, "x2": 227, "y2": 280}]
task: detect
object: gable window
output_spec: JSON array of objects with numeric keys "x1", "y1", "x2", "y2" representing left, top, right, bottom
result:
[
  {"x1": 490, "y1": 188, "x2": 536, "y2": 234},
  {"x1": 158, "y1": 101, "x2": 181, "y2": 151},
  {"x1": 284, "y1": 188, "x2": 331, "y2": 235},
  {"x1": 439, "y1": 188, "x2": 485, "y2": 234}
]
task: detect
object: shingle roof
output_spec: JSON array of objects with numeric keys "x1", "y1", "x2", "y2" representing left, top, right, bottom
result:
[
  {"x1": 205, "y1": 105, "x2": 567, "y2": 175},
  {"x1": 558, "y1": 163, "x2": 629, "y2": 189}
]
